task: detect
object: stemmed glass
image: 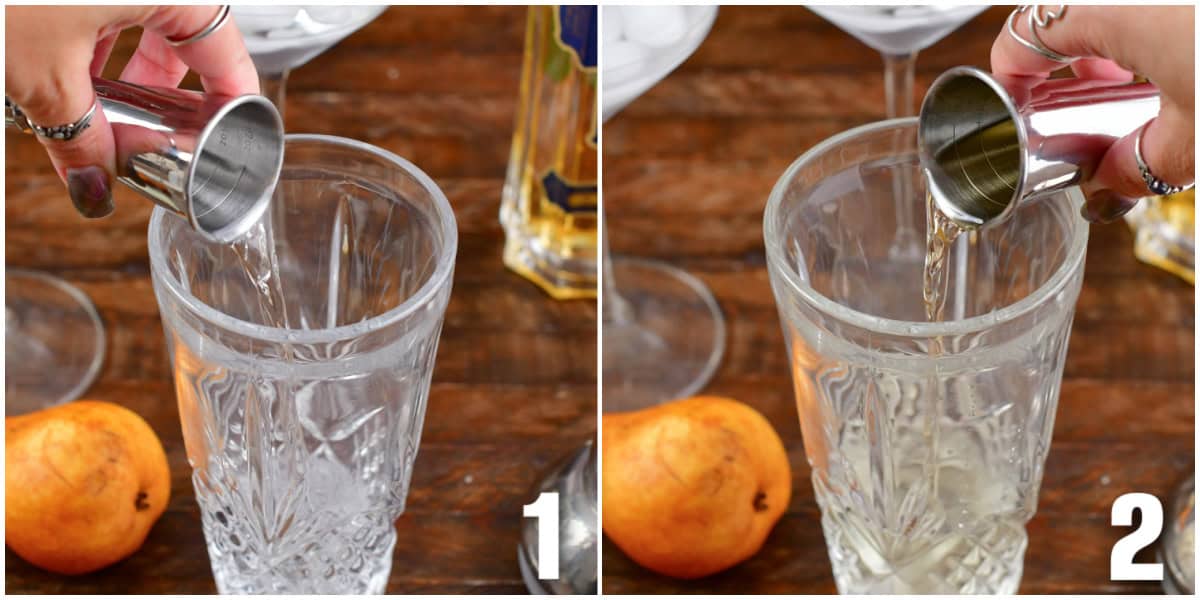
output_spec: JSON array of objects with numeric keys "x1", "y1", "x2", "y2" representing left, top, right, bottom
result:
[
  {"x1": 233, "y1": 6, "x2": 387, "y2": 121},
  {"x1": 6, "y1": 270, "x2": 106, "y2": 415},
  {"x1": 809, "y1": 5, "x2": 987, "y2": 118},
  {"x1": 602, "y1": 6, "x2": 721, "y2": 412},
  {"x1": 231, "y1": 5, "x2": 385, "y2": 265},
  {"x1": 808, "y1": 5, "x2": 987, "y2": 260}
]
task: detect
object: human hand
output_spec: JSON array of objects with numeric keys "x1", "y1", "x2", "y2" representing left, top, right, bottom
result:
[
  {"x1": 991, "y1": 5, "x2": 1194, "y2": 222},
  {"x1": 5, "y1": 6, "x2": 258, "y2": 217}
]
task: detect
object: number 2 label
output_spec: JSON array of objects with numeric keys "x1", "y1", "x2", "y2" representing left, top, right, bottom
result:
[
  {"x1": 523, "y1": 492, "x2": 560, "y2": 580},
  {"x1": 1110, "y1": 492, "x2": 1164, "y2": 581}
]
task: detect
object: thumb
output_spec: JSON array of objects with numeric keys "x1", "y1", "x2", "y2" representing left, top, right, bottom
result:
[
  {"x1": 1081, "y1": 102, "x2": 1194, "y2": 222},
  {"x1": 13, "y1": 52, "x2": 117, "y2": 218}
]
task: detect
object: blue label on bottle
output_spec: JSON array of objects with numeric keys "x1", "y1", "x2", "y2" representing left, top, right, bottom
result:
[
  {"x1": 556, "y1": 6, "x2": 597, "y2": 70},
  {"x1": 541, "y1": 170, "x2": 597, "y2": 213}
]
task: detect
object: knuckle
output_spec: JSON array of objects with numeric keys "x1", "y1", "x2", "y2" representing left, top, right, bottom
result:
[
  {"x1": 9, "y1": 54, "x2": 93, "y2": 125},
  {"x1": 147, "y1": 5, "x2": 210, "y2": 39},
  {"x1": 11, "y1": 72, "x2": 72, "y2": 121}
]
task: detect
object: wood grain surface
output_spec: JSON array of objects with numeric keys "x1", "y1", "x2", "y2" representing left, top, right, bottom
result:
[
  {"x1": 601, "y1": 6, "x2": 1194, "y2": 595},
  {"x1": 5, "y1": 7, "x2": 596, "y2": 594}
]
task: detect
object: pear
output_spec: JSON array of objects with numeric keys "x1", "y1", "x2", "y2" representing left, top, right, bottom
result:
[
  {"x1": 6, "y1": 400, "x2": 170, "y2": 575},
  {"x1": 603, "y1": 396, "x2": 792, "y2": 579}
]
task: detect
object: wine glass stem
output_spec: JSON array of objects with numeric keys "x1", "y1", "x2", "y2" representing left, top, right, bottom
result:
[
  {"x1": 882, "y1": 51, "x2": 917, "y2": 119},
  {"x1": 601, "y1": 208, "x2": 632, "y2": 325},
  {"x1": 883, "y1": 51, "x2": 920, "y2": 258},
  {"x1": 260, "y1": 70, "x2": 290, "y2": 123}
]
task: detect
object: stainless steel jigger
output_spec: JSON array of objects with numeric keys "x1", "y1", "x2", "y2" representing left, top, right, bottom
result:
[
  {"x1": 919, "y1": 66, "x2": 1160, "y2": 228},
  {"x1": 6, "y1": 77, "x2": 284, "y2": 243}
]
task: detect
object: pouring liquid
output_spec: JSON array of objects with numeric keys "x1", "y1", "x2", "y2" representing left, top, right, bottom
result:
[
  {"x1": 922, "y1": 187, "x2": 964, "y2": 323},
  {"x1": 231, "y1": 219, "x2": 292, "y2": 332}
]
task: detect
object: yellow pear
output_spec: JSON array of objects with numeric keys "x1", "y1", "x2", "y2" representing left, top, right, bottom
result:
[
  {"x1": 6, "y1": 400, "x2": 170, "y2": 575},
  {"x1": 603, "y1": 396, "x2": 792, "y2": 579}
]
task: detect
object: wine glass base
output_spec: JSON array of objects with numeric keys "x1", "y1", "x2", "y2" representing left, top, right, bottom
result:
[
  {"x1": 602, "y1": 257, "x2": 725, "y2": 412},
  {"x1": 6, "y1": 270, "x2": 106, "y2": 415}
]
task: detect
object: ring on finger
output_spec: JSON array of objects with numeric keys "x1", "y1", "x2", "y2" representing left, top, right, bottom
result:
[
  {"x1": 1135, "y1": 124, "x2": 1195, "y2": 196},
  {"x1": 166, "y1": 5, "x2": 232, "y2": 47},
  {"x1": 5, "y1": 97, "x2": 98, "y2": 142},
  {"x1": 1006, "y1": 5, "x2": 1075, "y2": 64}
]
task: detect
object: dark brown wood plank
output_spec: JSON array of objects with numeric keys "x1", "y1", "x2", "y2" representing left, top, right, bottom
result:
[
  {"x1": 6, "y1": 6, "x2": 595, "y2": 594},
  {"x1": 603, "y1": 5, "x2": 1192, "y2": 594}
]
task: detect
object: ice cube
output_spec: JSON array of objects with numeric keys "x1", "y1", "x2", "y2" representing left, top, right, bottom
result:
[
  {"x1": 602, "y1": 7, "x2": 624, "y2": 43},
  {"x1": 604, "y1": 40, "x2": 650, "y2": 72},
  {"x1": 620, "y1": 6, "x2": 688, "y2": 48}
]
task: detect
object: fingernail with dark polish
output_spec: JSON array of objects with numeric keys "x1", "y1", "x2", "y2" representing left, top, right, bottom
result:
[
  {"x1": 1082, "y1": 189, "x2": 1139, "y2": 224},
  {"x1": 66, "y1": 166, "x2": 114, "y2": 218}
]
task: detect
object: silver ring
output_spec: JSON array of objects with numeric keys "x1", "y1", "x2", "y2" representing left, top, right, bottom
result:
[
  {"x1": 1135, "y1": 124, "x2": 1194, "y2": 196},
  {"x1": 1007, "y1": 5, "x2": 1075, "y2": 63},
  {"x1": 167, "y1": 5, "x2": 231, "y2": 47},
  {"x1": 5, "y1": 98, "x2": 97, "y2": 141}
]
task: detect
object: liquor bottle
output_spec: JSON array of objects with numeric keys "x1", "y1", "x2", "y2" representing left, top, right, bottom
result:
[
  {"x1": 1125, "y1": 189, "x2": 1195, "y2": 284},
  {"x1": 501, "y1": 6, "x2": 598, "y2": 300}
]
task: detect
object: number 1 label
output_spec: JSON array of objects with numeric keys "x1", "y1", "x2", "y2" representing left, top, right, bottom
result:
[
  {"x1": 523, "y1": 492, "x2": 560, "y2": 580},
  {"x1": 1110, "y1": 492, "x2": 1164, "y2": 581}
]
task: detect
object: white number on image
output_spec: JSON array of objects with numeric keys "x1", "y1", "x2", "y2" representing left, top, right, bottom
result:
[
  {"x1": 1110, "y1": 492, "x2": 1164, "y2": 581},
  {"x1": 523, "y1": 492, "x2": 560, "y2": 580}
]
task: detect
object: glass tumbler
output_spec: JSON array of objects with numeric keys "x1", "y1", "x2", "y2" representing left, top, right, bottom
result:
[
  {"x1": 149, "y1": 135, "x2": 457, "y2": 593},
  {"x1": 763, "y1": 119, "x2": 1088, "y2": 593}
]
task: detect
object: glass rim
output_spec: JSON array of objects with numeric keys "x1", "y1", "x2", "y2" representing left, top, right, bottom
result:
[
  {"x1": 148, "y1": 133, "x2": 458, "y2": 345},
  {"x1": 7, "y1": 268, "x2": 108, "y2": 406},
  {"x1": 763, "y1": 117, "x2": 1089, "y2": 339},
  {"x1": 232, "y1": 5, "x2": 389, "y2": 40}
]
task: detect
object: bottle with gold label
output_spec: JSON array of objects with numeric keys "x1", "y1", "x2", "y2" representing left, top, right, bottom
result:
[
  {"x1": 1125, "y1": 189, "x2": 1195, "y2": 284},
  {"x1": 500, "y1": 6, "x2": 598, "y2": 300}
]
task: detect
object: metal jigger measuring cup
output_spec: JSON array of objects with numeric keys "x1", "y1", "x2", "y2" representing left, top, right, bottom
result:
[
  {"x1": 918, "y1": 65, "x2": 1160, "y2": 228},
  {"x1": 6, "y1": 77, "x2": 284, "y2": 243}
]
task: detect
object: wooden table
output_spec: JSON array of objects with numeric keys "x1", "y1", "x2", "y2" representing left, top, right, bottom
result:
[
  {"x1": 602, "y1": 6, "x2": 1194, "y2": 594},
  {"x1": 6, "y1": 7, "x2": 596, "y2": 594}
]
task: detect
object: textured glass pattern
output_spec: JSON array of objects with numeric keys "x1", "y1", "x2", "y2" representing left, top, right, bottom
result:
[
  {"x1": 765, "y1": 120, "x2": 1087, "y2": 594},
  {"x1": 151, "y1": 136, "x2": 455, "y2": 594}
]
